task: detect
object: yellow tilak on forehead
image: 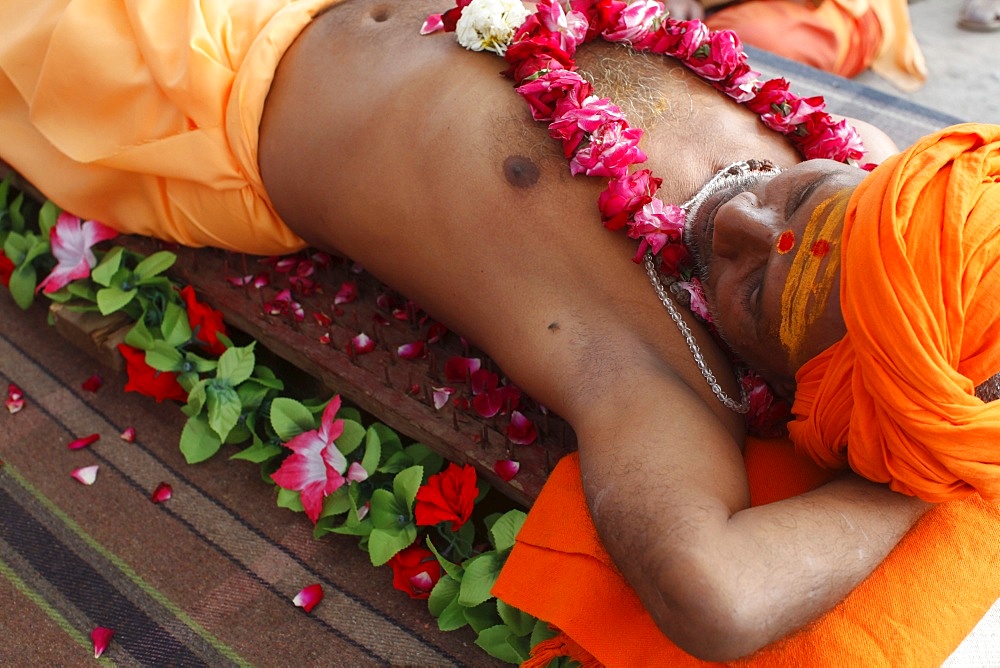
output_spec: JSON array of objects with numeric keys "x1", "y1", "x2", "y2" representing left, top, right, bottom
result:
[{"x1": 779, "y1": 190, "x2": 849, "y2": 365}]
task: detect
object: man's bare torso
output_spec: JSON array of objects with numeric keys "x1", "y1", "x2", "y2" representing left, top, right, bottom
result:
[{"x1": 258, "y1": 0, "x2": 865, "y2": 432}]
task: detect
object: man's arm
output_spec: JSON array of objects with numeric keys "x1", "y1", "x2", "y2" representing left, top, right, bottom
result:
[{"x1": 574, "y1": 366, "x2": 929, "y2": 661}]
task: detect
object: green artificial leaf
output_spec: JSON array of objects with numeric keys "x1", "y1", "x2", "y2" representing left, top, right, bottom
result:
[
  {"x1": 38, "y1": 200, "x2": 59, "y2": 236},
  {"x1": 124, "y1": 318, "x2": 155, "y2": 350},
  {"x1": 393, "y1": 465, "x2": 423, "y2": 512},
  {"x1": 96, "y1": 285, "x2": 137, "y2": 315},
  {"x1": 229, "y1": 437, "x2": 283, "y2": 464},
  {"x1": 475, "y1": 625, "x2": 529, "y2": 664},
  {"x1": 251, "y1": 365, "x2": 284, "y2": 390},
  {"x1": 183, "y1": 379, "x2": 208, "y2": 417},
  {"x1": 235, "y1": 379, "x2": 274, "y2": 412},
  {"x1": 328, "y1": 493, "x2": 373, "y2": 538},
  {"x1": 319, "y1": 485, "x2": 352, "y2": 519},
  {"x1": 65, "y1": 280, "x2": 98, "y2": 303},
  {"x1": 336, "y1": 418, "x2": 365, "y2": 456},
  {"x1": 276, "y1": 487, "x2": 305, "y2": 513},
  {"x1": 216, "y1": 343, "x2": 255, "y2": 386},
  {"x1": 179, "y1": 414, "x2": 223, "y2": 464},
  {"x1": 160, "y1": 301, "x2": 193, "y2": 348},
  {"x1": 425, "y1": 535, "x2": 464, "y2": 581},
  {"x1": 530, "y1": 618, "x2": 558, "y2": 649},
  {"x1": 429, "y1": 576, "x2": 468, "y2": 632},
  {"x1": 269, "y1": 397, "x2": 316, "y2": 441},
  {"x1": 7, "y1": 263, "x2": 37, "y2": 310},
  {"x1": 406, "y1": 442, "x2": 444, "y2": 476},
  {"x1": 458, "y1": 552, "x2": 501, "y2": 608},
  {"x1": 465, "y1": 601, "x2": 503, "y2": 634},
  {"x1": 496, "y1": 599, "x2": 536, "y2": 637},
  {"x1": 133, "y1": 250, "x2": 176, "y2": 281},
  {"x1": 90, "y1": 247, "x2": 125, "y2": 287},
  {"x1": 205, "y1": 381, "x2": 241, "y2": 442},
  {"x1": 144, "y1": 340, "x2": 184, "y2": 373},
  {"x1": 182, "y1": 351, "x2": 217, "y2": 374},
  {"x1": 367, "y1": 521, "x2": 417, "y2": 567},
  {"x1": 9, "y1": 192, "x2": 25, "y2": 233},
  {"x1": 369, "y1": 488, "x2": 407, "y2": 530},
  {"x1": 490, "y1": 510, "x2": 527, "y2": 554},
  {"x1": 360, "y1": 426, "x2": 382, "y2": 475},
  {"x1": 22, "y1": 234, "x2": 53, "y2": 266},
  {"x1": 223, "y1": 421, "x2": 251, "y2": 446}
]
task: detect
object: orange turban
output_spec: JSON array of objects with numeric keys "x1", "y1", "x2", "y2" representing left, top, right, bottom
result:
[{"x1": 789, "y1": 123, "x2": 1000, "y2": 502}]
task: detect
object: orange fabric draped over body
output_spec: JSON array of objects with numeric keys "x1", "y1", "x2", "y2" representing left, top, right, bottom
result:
[
  {"x1": 0, "y1": 0, "x2": 340, "y2": 255},
  {"x1": 493, "y1": 445, "x2": 1000, "y2": 666},
  {"x1": 790, "y1": 124, "x2": 1000, "y2": 502}
]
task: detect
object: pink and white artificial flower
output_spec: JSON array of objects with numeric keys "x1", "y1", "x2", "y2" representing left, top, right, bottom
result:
[
  {"x1": 270, "y1": 396, "x2": 349, "y2": 523},
  {"x1": 37, "y1": 213, "x2": 118, "y2": 294}
]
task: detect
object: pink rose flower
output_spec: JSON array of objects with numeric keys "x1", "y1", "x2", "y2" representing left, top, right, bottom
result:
[
  {"x1": 602, "y1": 0, "x2": 664, "y2": 44},
  {"x1": 598, "y1": 169, "x2": 662, "y2": 230},
  {"x1": 626, "y1": 198, "x2": 685, "y2": 257},
  {"x1": 504, "y1": 32, "x2": 575, "y2": 83},
  {"x1": 570, "y1": 121, "x2": 646, "y2": 178},
  {"x1": 686, "y1": 30, "x2": 748, "y2": 82},
  {"x1": 796, "y1": 115, "x2": 865, "y2": 162},
  {"x1": 532, "y1": 0, "x2": 589, "y2": 54},
  {"x1": 517, "y1": 70, "x2": 594, "y2": 122}
]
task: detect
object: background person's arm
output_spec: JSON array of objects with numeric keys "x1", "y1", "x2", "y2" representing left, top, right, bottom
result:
[{"x1": 574, "y1": 368, "x2": 929, "y2": 661}]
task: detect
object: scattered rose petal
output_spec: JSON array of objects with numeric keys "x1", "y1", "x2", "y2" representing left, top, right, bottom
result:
[
  {"x1": 6, "y1": 383, "x2": 24, "y2": 414},
  {"x1": 225, "y1": 274, "x2": 254, "y2": 287},
  {"x1": 318, "y1": 332, "x2": 331, "y2": 345},
  {"x1": 150, "y1": 482, "x2": 172, "y2": 503},
  {"x1": 293, "y1": 583, "x2": 324, "y2": 613},
  {"x1": 376, "y1": 293, "x2": 398, "y2": 310},
  {"x1": 431, "y1": 387, "x2": 454, "y2": 410},
  {"x1": 397, "y1": 341, "x2": 425, "y2": 360},
  {"x1": 357, "y1": 501, "x2": 370, "y2": 521},
  {"x1": 334, "y1": 281, "x2": 358, "y2": 305},
  {"x1": 425, "y1": 321, "x2": 448, "y2": 344},
  {"x1": 421, "y1": 13, "x2": 444, "y2": 34},
  {"x1": 507, "y1": 411, "x2": 538, "y2": 446},
  {"x1": 346, "y1": 461, "x2": 369, "y2": 483},
  {"x1": 91, "y1": 626, "x2": 114, "y2": 659},
  {"x1": 81, "y1": 374, "x2": 103, "y2": 393},
  {"x1": 372, "y1": 313, "x2": 391, "y2": 327},
  {"x1": 444, "y1": 356, "x2": 482, "y2": 383},
  {"x1": 120, "y1": 427, "x2": 136, "y2": 443},
  {"x1": 252, "y1": 272, "x2": 271, "y2": 289},
  {"x1": 312, "y1": 312, "x2": 333, "y2": 327},
  {"x1": 348, "y1": 333, "x2": 375, "y2": 355},
  {"x1": 71, "y1": 465, "x2": 99, "y2": 486},
  {"x1": 68, "y1": 433, "x2": 100, "y2": 450},
  {"x1": 494, "y1": 459, "x2": 520, "y2": 482},
  {"x1": 410, "y1": 571, "x2": 435, "y2": 593}
]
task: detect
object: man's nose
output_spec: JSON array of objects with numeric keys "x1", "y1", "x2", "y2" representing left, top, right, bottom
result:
[{"x1": 711, "y1": 191, "x2": 775, "y2": 260}]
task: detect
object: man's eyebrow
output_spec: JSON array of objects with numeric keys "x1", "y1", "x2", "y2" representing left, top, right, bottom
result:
[{"x1": 784, "y1": 170, "x2": 836, "y2": 223}]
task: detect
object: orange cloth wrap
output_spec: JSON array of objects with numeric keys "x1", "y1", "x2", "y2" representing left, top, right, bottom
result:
[
  {"x1": 789, "y1": 124, "x2": 1000, "y2": 503},
  {"x1": 0, "y1": 0, "x2": 340, "y2": 255},
  {"x1": 492, "y1": 446, "x2": 1000, "y2": 666}
]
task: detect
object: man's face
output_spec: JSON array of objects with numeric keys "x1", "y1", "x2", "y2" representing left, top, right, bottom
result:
[{"x1": 684, "y1": 159, "x2": 866, "y2": 400}]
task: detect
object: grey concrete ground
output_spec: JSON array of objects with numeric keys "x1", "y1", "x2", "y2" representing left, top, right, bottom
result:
[{"x1": 855, "y1": 0, "x2": 1000, "y2": 124}]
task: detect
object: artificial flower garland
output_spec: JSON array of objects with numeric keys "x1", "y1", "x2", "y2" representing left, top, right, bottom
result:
[{"x1": 423, "y1": 0, "x2": 867, "y2": 430}]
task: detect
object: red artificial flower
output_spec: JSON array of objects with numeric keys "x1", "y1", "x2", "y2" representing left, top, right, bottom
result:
[
  {"x1": 117, "y1": 344, "x2": 189, "y2": 403},
  {"x1": 387, "y1": 544, "x2": 442, "y2": 599},
  {"x1": 0, "y1": 250, "x2": 15, "y2": 287},
  {"x1": 179, "y1": 286, "x2": 227, "y2": 356},
  {"x1": 415, "y1": 463, "x2": 479, "y2": 531}
]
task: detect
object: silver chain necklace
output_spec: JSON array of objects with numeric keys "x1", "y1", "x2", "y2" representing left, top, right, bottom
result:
[
  {"x1": 641, "y1": 159, "x2": 781, "y2": 414},
  {"x1": 643, "y1": 252, "x2": 750, "y2": 413}
]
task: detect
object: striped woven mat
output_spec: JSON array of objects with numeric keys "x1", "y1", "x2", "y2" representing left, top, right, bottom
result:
[{"x1": 0, "y1": 293, "x2": 494, "y2": 666}]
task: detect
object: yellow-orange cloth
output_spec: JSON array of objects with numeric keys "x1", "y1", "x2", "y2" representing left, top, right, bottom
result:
[
  {"x1": 790, "y1": 124, "x2": 1000, "y2": 503},
  {"x1": 0, "y1": 0, "x2": 339, "y2": 255},
  {"x1": 492, "y1": 445, "x2": 1000, "y2": 666},
  {"x1": 705, "y1": 0, "x2": 926, "y2": 91}
]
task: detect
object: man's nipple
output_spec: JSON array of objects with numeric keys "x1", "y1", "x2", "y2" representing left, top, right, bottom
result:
[{"x1": 503, "y1": 155, "x2": 540, "y2": 188}]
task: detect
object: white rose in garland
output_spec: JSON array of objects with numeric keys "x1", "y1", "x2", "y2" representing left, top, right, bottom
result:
[{"x1": 455, "y1": 0, "x2": 530, "y2": 55}]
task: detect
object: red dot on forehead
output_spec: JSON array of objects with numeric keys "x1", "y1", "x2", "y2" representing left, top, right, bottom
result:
[
  {"x1": 776, "y1": 230, "x2": 796, "y2": 254},
  {"x1": 811, "y1": 239, "x2": 831, "y2": 258}
]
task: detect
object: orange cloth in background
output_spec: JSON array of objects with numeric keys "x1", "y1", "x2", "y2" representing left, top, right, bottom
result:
[
  {"x1": 705, "y1": 0, "x2": 926, "y2": 91},
  {"x1": 492, "y1": 446, "x2": 1000, "y2": 666},
  {"x1": 790, "y1": 124, "x2": 1000, "y2": 503},
  {"x1": 0, "y1": 0, "x2": 338, "y2": 255}
]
